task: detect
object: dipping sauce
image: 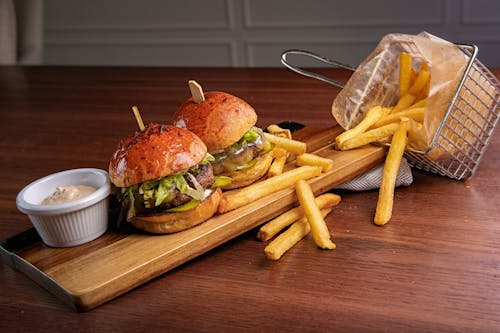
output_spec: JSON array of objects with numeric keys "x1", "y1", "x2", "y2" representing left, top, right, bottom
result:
[{"x1": 41, "y1": 185, "x2": 96, "y2": 205}]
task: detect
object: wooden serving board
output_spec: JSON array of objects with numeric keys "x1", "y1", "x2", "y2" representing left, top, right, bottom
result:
[{"x1": 0, "y1": 125, "x2": 386, "y2": 311}]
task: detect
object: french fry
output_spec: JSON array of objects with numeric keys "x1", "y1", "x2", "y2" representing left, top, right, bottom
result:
[
  {"x1": 415, "y1": 67, "x2": 431, "y2": 102},
  {"x1": 410, "y1": 68, "x2": 418, "y2": 85},
  {"x1": 295, "y1": 180, "x2": 335, "y2": 249},
  {"x1": 267, "y1": 124, "x2": 292, "y2": 139},
  {"x1": 399, "y1": 52, "x2": 412, "y2": 97},
  {"x1": 267, "y1": 124, "x2": 285, "y2": 133},
  {"x1": 408, "y1": 69, "x2": 430, "y2": 95},
  {"x1": 408, "y1": 98, "x2": 427, "y2": 110},
  {"x1": 265, "y1": 216, "x2": 310, "y2": 260},
  {"x1": 257, "y1": 193, "x2": 341, "y2": 241},
  {"x1": 421, "y1": 60, "x2": 429, "y2": 71},
  {"x1": 218, "y1": 166, "x2": 322, "y2": 213},
  {"x1": 372, "y1": 107, "x2": 424, "y2": 127},
  {"x1": 296, "y1": 153, "x2": 334, "y2": 172},
  {"x1": 416, "y1": 81, "x2": 430, "y2": 102},
  {"x1": 267, "y1": 124, "x2": 292, "y2": 178},
  {"x1": 264, "y1": 133, "x2": 307, "y2": 155},
  {"x1": 267, "y1": 147, "x2": 288, "y2": 177},
  {"x1": 264, "y1": 208, "x2": 332, "y2": 260},
  {"x1": 381, "y1": 107, "x2": 394, "y2": 114},
  {"x1": 392, "y1": 93, "x2": 417, "y2": 113},
  {"x1": 339, "y1": 123, "x2": 399, "y2": 150},
  {"x1": 335, "y1": 106, "x2": 385, "y2": 148},
  {"x1": 374, "y1": 121, "x2": 409, "y2": 226},
  {"x1": 375, "y1": 136, "x2": 391, "y2": 145}
]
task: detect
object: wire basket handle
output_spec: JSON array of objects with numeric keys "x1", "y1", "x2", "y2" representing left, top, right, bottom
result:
[{"x1": 281, "y1": 49, "x2": 356, "y2": 88}]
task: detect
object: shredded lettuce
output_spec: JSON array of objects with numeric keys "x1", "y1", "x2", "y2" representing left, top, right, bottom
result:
[
  {"x1": 177, "y1": 173, "x2": 205, "y2": 201},
  {"x1": 212, "y1": 127, "x2": 262, "y2": 165},
  {"x1": 126, "y1": 185, "x2": 138, "y2": 221},
  {"x1": 119, "y1": 166, "x2": 208, "y2": 221},
  {"x1": 155, "y1": 177, "x2": 175, "y2": 207},
  {"x1": 243, "y1": 128, "x2": 260, "y2": 143},
  {"x1": 200, "y1": 153, "x2": 215, "y2": 164},
  {"x1": 128, "y1": 169, "x2": 206, "y2": 208}
]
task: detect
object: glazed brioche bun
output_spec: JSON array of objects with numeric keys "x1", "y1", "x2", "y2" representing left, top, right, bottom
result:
[
  {"x1": 131, "y1": 187, "x2": 222, "y2": 234},
  {"x1": 173, "y1": 91, "x2": 257, "y2": 151},
  {"x1": 109, "y1": 123, "x2": 207, "y2": 188}
]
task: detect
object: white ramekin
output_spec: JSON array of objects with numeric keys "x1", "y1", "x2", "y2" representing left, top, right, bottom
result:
[{"x1": 16, "y1": 168, "x2": 111, "y2": 247}]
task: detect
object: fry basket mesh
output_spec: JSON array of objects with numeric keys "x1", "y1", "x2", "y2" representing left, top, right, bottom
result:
[
  {"x1": 281, "y1": 44, "x2": 499, "y2": 180},
  {"x1": 405, "y1": 44, "x2": 500, "y2": 180}
]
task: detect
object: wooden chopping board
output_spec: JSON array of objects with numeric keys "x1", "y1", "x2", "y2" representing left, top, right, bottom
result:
[{"x1": 0, "y1": 125, "x2": 386, "y2": 311}]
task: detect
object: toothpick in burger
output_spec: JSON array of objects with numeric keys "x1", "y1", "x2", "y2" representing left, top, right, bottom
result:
[{"x1": 109, "y1": 123, "x2": 222, "y2": 233}]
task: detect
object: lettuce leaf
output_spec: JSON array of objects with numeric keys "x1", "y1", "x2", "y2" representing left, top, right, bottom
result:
[
  {"x1": 243, "y1": 128, "x2": 260, "y2": 143},
  {"x1": 175, "y1": 173, "x2": 205, "y2": 201}
]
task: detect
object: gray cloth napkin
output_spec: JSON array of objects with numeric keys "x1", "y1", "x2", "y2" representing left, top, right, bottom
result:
[{"x1": 335, "y1": 158, "x2": 413, "y2": 191}]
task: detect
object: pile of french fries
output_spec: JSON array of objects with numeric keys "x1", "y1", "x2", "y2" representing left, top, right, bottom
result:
[
  {"x1": 219, "y1": 52, "x2": 429, "y2": 259},
  {"x1": 260, "y1": 185, "x2": 340, "y2": 260},
  {"x1": 218, "y1": 124, "x2": 339, "y2": 261},
  {"x1": 336, "y1": 52, "x2": 430, "y2": 226}
]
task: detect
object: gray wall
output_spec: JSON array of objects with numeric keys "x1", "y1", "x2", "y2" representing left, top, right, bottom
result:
[{"x1": 43, "y1": 0, "x2": 500, "y2": 67}]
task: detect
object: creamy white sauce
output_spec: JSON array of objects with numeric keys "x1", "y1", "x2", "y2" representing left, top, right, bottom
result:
[
  {"x1": 41, "y1": 185, "x2": 97, "y2": 205},
  {"x1": 174, "y1": 119, "x2": 186, "y2": 129}
]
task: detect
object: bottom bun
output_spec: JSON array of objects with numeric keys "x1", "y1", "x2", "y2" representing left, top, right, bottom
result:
[
  {"x1": 131, "y1": 187, "x2": 222, "y2": 234},
  {"x1": 220, "y1": 152, "x2": 273, "y2": 190}
]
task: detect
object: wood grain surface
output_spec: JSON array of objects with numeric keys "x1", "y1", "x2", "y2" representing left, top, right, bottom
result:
[
  {"x1": 0, "y1": 66, "x2": 499, "y2": 332},
  {"x1": 2, "y1": 126, "x2": 385, "y2": 311}
]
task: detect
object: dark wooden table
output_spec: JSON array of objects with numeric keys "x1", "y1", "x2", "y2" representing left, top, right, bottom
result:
[{"x1": 0, "y1": 66, "x2": 499, "y2": 332}]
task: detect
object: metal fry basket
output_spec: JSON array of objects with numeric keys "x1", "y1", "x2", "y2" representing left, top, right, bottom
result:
[{"x1": 281, "y1": 46, "x2": 500, "y2": 180}]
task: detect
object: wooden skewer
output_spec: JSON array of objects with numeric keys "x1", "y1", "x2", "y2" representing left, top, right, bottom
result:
[
  {"x1": 131, "y1": 105, "x2": 145, "y2": 131},
  {"x1": 188, "y1": 80, "x2": 205, "y2": 103}
]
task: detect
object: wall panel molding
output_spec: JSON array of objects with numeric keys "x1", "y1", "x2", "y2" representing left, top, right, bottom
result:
[
  {"x1": 246, "y1": 40, "x2": 379, "y2": 67},
  {"x1": 44, "y1": 41, "x2": 234, "y2": 67},
  {"x1": 44, "y1": 0, "x2": 231, "y2": 31},
  {"x1": 42, "y1": 0, "x2": 500, "y2": 67},
  {"x1": 461, "y1": 0, "x2": 500, "y2": 25},
  {"x1": 45, "y1": 24, "x2": 230, "y2": 33},
  {"x1": 243, "y1": 0, "x2": 446, "y2": 28}
]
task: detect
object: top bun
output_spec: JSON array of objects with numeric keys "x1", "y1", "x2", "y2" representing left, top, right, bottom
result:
[
  {"x1": 173, "y1": 91, "x2": 257, "y2": 151},
  {"x1": 109, "y1": 123, "x2": 207, "y2": 187}
]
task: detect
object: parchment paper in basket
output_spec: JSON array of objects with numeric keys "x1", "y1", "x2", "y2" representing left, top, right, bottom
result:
[
  {"x1": 282, "y1": 33, "x2": 468, "y2": 149},
  {"x1": 281, "y1": 47, "x2": 414, "y2": 191}
]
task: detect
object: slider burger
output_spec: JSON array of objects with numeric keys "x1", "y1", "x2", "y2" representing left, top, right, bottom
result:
[
  {"x1": 109, "y1": 123, "x2": 222, "y2": 234},
  {"x1": 173, "y1": 91, "x2": 274, "y2": 190}
]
